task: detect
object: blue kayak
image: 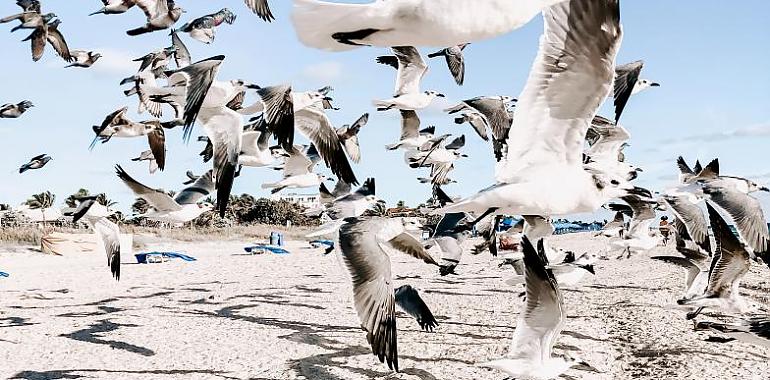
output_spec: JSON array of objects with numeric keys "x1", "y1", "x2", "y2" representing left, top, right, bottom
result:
[{"x1": 135, "y1": 252, "x2": 197, "y2": 264}]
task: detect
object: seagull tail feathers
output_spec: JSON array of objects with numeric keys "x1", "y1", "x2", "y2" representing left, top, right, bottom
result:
[{"x1": 290, "y1": 0, "x2": 377, "y2": 51}]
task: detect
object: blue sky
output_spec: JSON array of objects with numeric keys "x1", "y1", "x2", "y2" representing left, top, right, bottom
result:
[{"x1": 0, "y1": 1, "x2": 769, "y2": 220}]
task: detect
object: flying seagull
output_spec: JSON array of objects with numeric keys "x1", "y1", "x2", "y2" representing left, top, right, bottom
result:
[
  {"x1": 374, "y1": 46, "x2": 445, "y2": 111},
  {"x1": 613, "y1": 60, "x2": 659, "y2": 123},
  {"x1": 0, "y1": 100, "x2": 34, "y2": 118},
  {"x1": 116, "y1": 165, "x2": 215, "y2": 223},
  {"x1": 439, "y1": 0, "x2": 632, "y2": 217},
  {"x1": 64, "y1": 197, "x2": 121, "y2": 280},
  {"x1": 290, "y1": 0, "x2": 569, "y2": 51},
  {"x1": 66, "y1": 50, "x2": 102, "y2": 68},
  {"x1": 179, "y1": 8, "x2": 236, "y2": 44},
  {"x1": 336, "y1": 113, "x2": 369, "y2": 163},
  {"x1": 19, "y1": 154, "x2": 51, "y2": 173},
  {"x1": 338, "y1": 216, "x2": 439, "y2": 371},
  {"x1": 481, "y1": 236, "x2": 588, "y2": 378},
  {"x1": 427, "y1": 43, "x2": 470, "y2": 85},
  {"x1": 126, "y1": 0, "x2": 184, "y2": 36},
  {"x1": 696, "y1": 318, "x2": 770, "y2": 349}
]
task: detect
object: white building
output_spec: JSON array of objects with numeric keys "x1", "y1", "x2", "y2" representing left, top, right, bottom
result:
[{"x1": 270, "y1": 193, "x2": 321, "y2": 209}]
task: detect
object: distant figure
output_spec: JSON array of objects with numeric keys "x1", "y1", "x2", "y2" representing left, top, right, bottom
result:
[{"x1": 659, "y1": 216, "x2": 670, "y2": 246}]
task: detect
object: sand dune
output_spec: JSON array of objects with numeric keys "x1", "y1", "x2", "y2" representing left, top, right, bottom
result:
[{"x1": 1, "y1": 233, "x2": 769, "y2": 379}]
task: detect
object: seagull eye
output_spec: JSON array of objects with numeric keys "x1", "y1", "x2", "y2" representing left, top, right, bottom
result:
[{"x1": 610, "y1": 180, "x2": 620, "y2": 185}]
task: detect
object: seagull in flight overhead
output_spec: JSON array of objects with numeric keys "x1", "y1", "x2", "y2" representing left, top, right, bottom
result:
[
  {"x1": 19, "y1": 154, "x2": 51, "y2": 173},
  {"x1": 116, "y1": 165, "x2": 215, "y2": 223},
  {"x1": 439, "y1": 0, "x2": 639, "y2": 218},
  {"x1": 290, "y1": 0, "x2": 569, "y2": 51},
  {"x1": 0, "y1": 100, "x2": 34, "y2": 118},
  {"x1": 427, "y1": 43, "x2": 470, "y2": 86},
  {"x1": 613, "y1": 60, "x2": 659, "y2": 123},
  {"x1": 374, "y1": 46, "x2": 445, "y2": 111}
]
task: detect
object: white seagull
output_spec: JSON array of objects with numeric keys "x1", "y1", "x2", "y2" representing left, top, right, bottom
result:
[
  {"x1": 291, "y1": 0, "x2": 569, "y2": 51},
  {"x1": 374, "y1": 46, "x2": 444, "y2": 111},
  {"x1": 65, "y1": 197, "x2": 121, "y2": 280}
]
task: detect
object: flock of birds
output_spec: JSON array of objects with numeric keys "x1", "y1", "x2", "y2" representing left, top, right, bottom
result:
[{"x1": 3, "y1": 0, "x2": 770, "y2": 378}]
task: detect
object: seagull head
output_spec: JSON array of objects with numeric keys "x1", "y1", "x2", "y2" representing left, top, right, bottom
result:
[
  {"x1": 91, "y1": 52, "x2": 103, "y2": 61},
  {"x1": 636, "y1": 79, "x2": 660, "y2": 92},
  {"x1": 198, "y1": 202, "x2": 214, "y2": 212}
]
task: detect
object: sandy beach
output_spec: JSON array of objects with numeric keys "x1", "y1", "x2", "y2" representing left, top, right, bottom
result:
[{"x1": 1, "y1": 232, "x2": 769, "y2": 380}]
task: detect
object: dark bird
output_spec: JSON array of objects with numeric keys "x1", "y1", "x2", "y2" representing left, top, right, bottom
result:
[
  {"x1": 179, "y1": 8, "x2": 236, "y2": 44},
  {"x1": 19, "y1": 154, "x2": 51, "y2": 173},
  {"x1": 427, "y1": 43, "x2": 469, "y2": 85},
  {"x1": 0, "y1": 100, "x2": 34, "y2": 118},
  {"x1": 126, "y1": 0, "x2": 184, "y2": 36}
]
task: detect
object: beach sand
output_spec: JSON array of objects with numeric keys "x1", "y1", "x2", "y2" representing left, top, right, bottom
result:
[{"x1": 1, "y1": 232, "x2": 769, "y2": 379}]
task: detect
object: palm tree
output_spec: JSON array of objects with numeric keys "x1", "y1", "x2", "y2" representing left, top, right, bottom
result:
[
  {"x1": 368, "y1": 202, "x2": 388, "y2": 217},
  {"x1": 131, "y1": 198, "x2": 150, "y2": 214},
  {"x1": 96, "y1": 194, "x2": 117, "y2": 208},
  {"x1": 65, "y1": 189, "x2": 90, "y2": 208},
  {"x1": 25, "y1": 191, "x2": 56, "y2": 209}
]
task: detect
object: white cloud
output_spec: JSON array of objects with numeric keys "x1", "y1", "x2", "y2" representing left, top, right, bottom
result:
[
  {"x1": 91, "y1": 47, "x2": 140, "y2": 75},
  {"x1": 301, "y1": 61, "x2": 343, "y2": 84}
]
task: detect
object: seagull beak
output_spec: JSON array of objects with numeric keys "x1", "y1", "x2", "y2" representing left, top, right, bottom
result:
[
  {"x1": 460, "y1": 154, "x2": 469, "y2": 158},
  {"x1": 760, "y1": 186, "x2": 770, "y2": 192},
  {"x1": 626, "y1": 186, "x2": 652, "y2": 198},
  {"x1": 245, "y1": 84, "x2": 261, "y2": 90},
  {"x1": 437, "y1": 93, "x2": 446, "y2": 98},
  {"x1": 650, "y1": 82, "x2": 661, "y2": 87}
]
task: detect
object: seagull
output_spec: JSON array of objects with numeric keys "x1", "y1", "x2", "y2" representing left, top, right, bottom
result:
[
  {"x1": 64, "y1": 197, "x2": 121, "y2": 280},
  {"x1": 452, "y1": 108, "x2": 490, "y2": 141},
  {"x1": 678, "y1": 203, "x2": 757, "y2": 316},
  {"x1": 374, "y1": 46, "x2": 445, "y2": 111},
  {"x1": 131, "y1": 150, "x2": 161, "y2": 174},
  {"x1": 505, "y1": 250, "x2": 598, "y2": 288},
  {"x1": 91, "y1": 112, "x2": 167, "y2": 172},
  {"x1": 0, "y1": 100, "x2": 34, "y2": 118},
  {"x1": 425, "y1": 212, "x2": 471, "y2": 276},
  {"x1": 243, "y1": 0, "x2": 274, "y2": 22},
  {"x1": 337, "y1": 216, "x2": 439, "y2": 371},
  {"x1": 696, "y1": 318, "x2": 770, "y2": 348},
  {"x1": 445, "y1": 96, "x2": 515, "y2": 161},
  {"x1": 23, "y1": 18, "x2": 72, "y2": 62},
  {"x1": 116, "y1": 165, "x2": 215, "y2": 223},
  {"x1": 427, "y1": 43, "x2": 470, "y2": 85},
  {"x1": 16, "y1": 0, "x2": 41, "y2": 13},
  {"x1": 651, "y1": 254, "x2": 709, "y2": 317},
  {"x1": 126, "y1": 0, "x2": 184, "y2": 36},
  {"x1": 89, "y1": 0, "x2": 136, "y2": 16},
  {"x1": 584, "y1": 116, "x2": 640, "y2": 181},
  {"x1": 609, "y1": 194, "x2": 659, "y2": 257},
  {"x1": 295, "y1": 104, "x2": 360, "y2": 185},
  {"x1": 262, "y1": 145, "x2": 330, "y2": 194},
  {"x1": 19, "y1": 154, "x2": 51, "y2": 173},
  {"x1": 613, "y1": 60, "x2": 659, "y2": 123},
  {"x1": 239, "y1": 128, "x2": 277, "y2": 168},
  {"x1": 179, "y1": 8, "x2": 236, "y2": 44},
  {"x1": 409, "y1": 135, "x2": 467, "y2": 185},
  {"x1": 65, "y1": 50, "x2": 102, "y2": 68},
  {"x1": 133, "y1": 46, "x2": 177, "y2": 76},
  {"x1": 385, "y1": 111, "x2": 435, "y2": 151},
  {"x1": 336, "y1": 113, "x2": 369, "y2": 163},
  {"x1": 481, "y1": 236, "x2": 587, "y2": 379},
  {"x1": 290, "y1": 0, "x2": 569, "y2": 51},
  {"x1": 594, "y1": 211, "x2": 625, "y2": 238},
  {"x1": 440, "y1": 0, "x2": 629, "y2": 218},
  {"x1": 0, "y1": 9, "x2": 55, "y2": 33},
  {"x1": 307, "y1": 178, "x2": 383, "y2": 237}
]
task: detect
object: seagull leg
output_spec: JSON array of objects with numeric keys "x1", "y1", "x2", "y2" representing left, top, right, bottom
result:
[{"x1": 686, "y1": 307, "x2": 704, "y2": 320}]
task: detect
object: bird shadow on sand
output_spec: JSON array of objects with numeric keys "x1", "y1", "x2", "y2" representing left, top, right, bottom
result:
[
  {"x1": 9, "y1": 369, "x2": 232, "y2": 380},
  {"x1": 586, "y1": 284, "x2": 668, "y2": 291},
  {"x1": 55, "y1": 305, "x2": 124, "y2": 318},
  {"x1": 59, "y1": 319, "x2": 155, "y2": 356},
  {"x1": 0, "y1": 316, "x2": 39, "y2": 328}
]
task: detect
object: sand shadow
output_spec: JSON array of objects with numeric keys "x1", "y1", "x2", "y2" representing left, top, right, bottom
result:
[
  {"x1": 59, "y1": 319, "x2": 155, "y2": 356},
  {"x1": 10, "y1": 369, "x2": 231, "y2": 380},
  {"x1": 0, "y1": 316, "x2": 39, "y2": 328}
]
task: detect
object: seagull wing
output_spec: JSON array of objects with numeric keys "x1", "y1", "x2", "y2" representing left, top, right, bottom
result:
[
  {"x1": 464, "y1": 97, "x2": 511, "y2": 141},
  {"x1": 174, "y1": 170, "x2": 214, "y2": 205},
  {"x1": 651, "y1": 256, "x2": 702, "y2": 290},
  {"x1": 501, "y1": 0, "x2": 621, "y2": 177},
  {"x1": 244, "y1": 0, "x2": 274, "y2": 22},
  {"x1": 613, "y1": 60, "x2": 643, "y2": 123},
  {"x1": 147, "y1": 127, "x2": 166, "y2": 172},
  {"x1": 704, "y1": 182, "x2": 770, "y2": 254},
  {"x1": 115, "y1": 164, "x2": 182, "y2": 211},
  {"x1": 166, "y1": 55, "x2": 225, "y2": 141},
  {"x1": 523, "y1": 215, "x2": 554, "y2": 241},
  {"x1": 399, "y1": 110, "x2": 420, "y2": 140},
  {"x1": 386, "y1": 232, "x2": 438, "y2": 266},
  {"x1": 338, "y1": 217, "x2": 398, "y2": 371},
  {"x1": 704, "y1": 202, "x2": 751, "y2": 297},
  {"x1": 94, "y1": 217, "x2": 121, "y2": 281},
  {"x1": 295, "y1": 106, "x2": 358, "y2": 185},
  {"x1": 46, "y1": 26, "x2": 72, "y2": 62},
  {"x1": 443, "y1": 45, "x2": 466, "y2": 86},
  {"x1": 201, "y1": 107, "x2": 242, "y2": 216},
  {"x1": 394, "y1": 285, "x2": 438, "y2": 332},
  {"x1": 432, "y1": 212, "x2": 466, "y2": 237},
  {"x1": 392, "y1": 46, "x2": 427, "y2": 96},
  {"x1": 170, "y1": 29, "x2": 191, "y2": 68},
  {"x1": 282, "y1": 145, "x2": 313, "y2": 177},
  {"x1": 663, "y1": 195, "x2": 711, "y2": 254},
  {"x1": 256, "y1": 85, "x2": 294, "y2": 150}
]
